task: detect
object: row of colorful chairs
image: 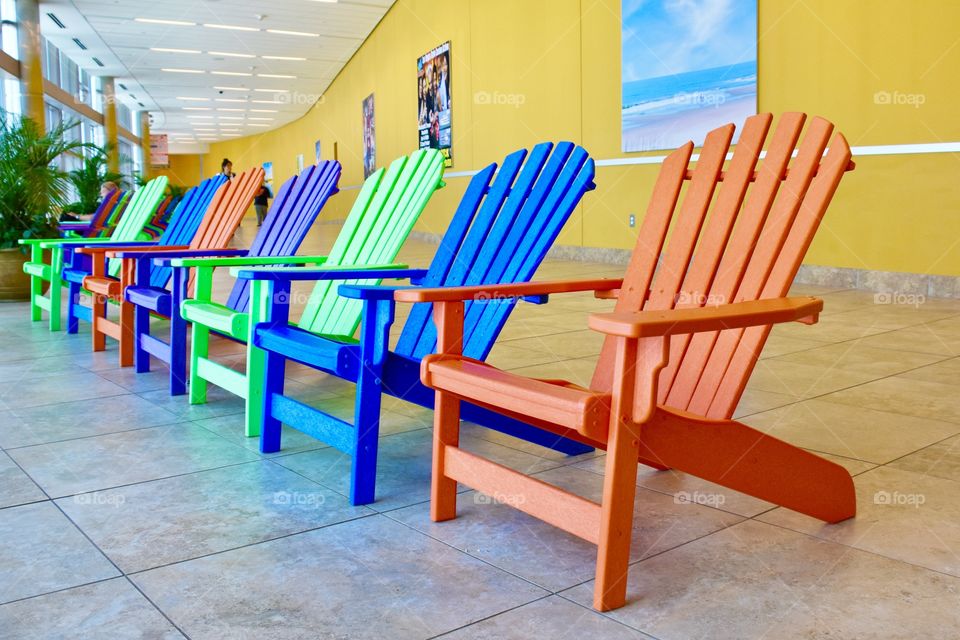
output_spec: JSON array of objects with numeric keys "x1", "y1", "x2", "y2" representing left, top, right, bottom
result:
[{"x1": 19, "y1": 113, "x2": 857, "y2": 611}]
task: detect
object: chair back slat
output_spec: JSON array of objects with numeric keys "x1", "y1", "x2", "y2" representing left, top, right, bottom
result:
[
  {"x1": 188, "y1": 168, "x2": 264, "y2": 251},
  {"x1": 588, "y1": 113, "x2": 853, "y2": 422},
  {"x1": 300, "y1": 150, "x2": 445, "y2": 336},
  {"x1": 226, "y1": 161, "x2": 342, "y2": 312},
  {"x1": 84, "y1": 189, "x2": 122, "y2": 237},
  {"x1": 98, "y1": 191, "x2": 130, "y2": 236},
  {"x1": 105, "y1": 176, "x2": 169, "y2": 276}
]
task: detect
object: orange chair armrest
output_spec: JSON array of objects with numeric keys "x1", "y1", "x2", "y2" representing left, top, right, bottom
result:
[
  {"x1": 393, "y1": 278, "x2": 624, "y2": 303},
  {"x1": 588, "y1": 296, "x2": 823, "y2": 338},
  {"x1": 103, "y1": 245, "x2": 192, "y2": 258}
]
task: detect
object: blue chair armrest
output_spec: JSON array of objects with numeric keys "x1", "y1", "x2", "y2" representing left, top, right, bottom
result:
[{"x1": 234, "y1": 265, "x2": 423, "y2": 282}]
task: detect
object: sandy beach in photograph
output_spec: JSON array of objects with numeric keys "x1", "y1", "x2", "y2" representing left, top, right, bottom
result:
[{"x1": 622, "y1": 94, "x2": 756, "y2": 152}]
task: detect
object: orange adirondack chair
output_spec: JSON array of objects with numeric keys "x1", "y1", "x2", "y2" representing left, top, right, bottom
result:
[
  {"x1": 401, "y1": 113, "x2": 857, "y2": 611},
  {"x1": 77, "y1": 169, "x2": 264, "y2": 366}
]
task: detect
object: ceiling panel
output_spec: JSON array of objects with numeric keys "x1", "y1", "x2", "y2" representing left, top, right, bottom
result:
[{"x1": 39, "y1": 0, "x2": 394, "y2": 151}]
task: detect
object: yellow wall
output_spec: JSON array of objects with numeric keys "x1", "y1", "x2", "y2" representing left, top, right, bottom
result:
[
  {"x1": 192, "y1": 0, "x2": 960, "y2": 277},
  {"x1": 155, "y1": 154, "x2": 204, "y2": 188}
]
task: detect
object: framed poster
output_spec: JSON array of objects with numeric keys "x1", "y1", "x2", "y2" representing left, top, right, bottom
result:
[
  {"x1": 417, "y1": 41, "x2": 452, "y2": 167},
  {"x1": 314, "y1": 139, "x2": 322, "y2": 163},
  {"x1": 296, "y1": 153, "x2": 305, "y2": 174},
  {"x1": 150, "y1": 134, "x2": 169, "y2": 168},
  {"x1": 362, "y1": 93, "x2": 376, "y2": 178},
  {"x1": 621, "y1": 1, "x2": 757, "y2": 152},
  {"x1": 262, "y1": 161, "x2": 274, "y2": 188}
]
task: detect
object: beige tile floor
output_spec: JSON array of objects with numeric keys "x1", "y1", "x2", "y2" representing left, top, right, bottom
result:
[{"x1": 1, "y1": 218, "x2": 960, "y2": 638}]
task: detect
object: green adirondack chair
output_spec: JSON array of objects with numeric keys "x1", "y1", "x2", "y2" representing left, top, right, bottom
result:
[
  {"x1": 21, "y1": 176, "x2": 169, "y2": 331},
  {"x1": 170, "y1": 149, "x2": 445, "y2": 434}
]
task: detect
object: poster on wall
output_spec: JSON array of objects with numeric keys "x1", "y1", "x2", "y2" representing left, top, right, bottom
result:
[
  {"x1": 314, "y1": 139, "x2": 322, "y2": 163},
  {"x1": 150, "y1": 134, "x2": 169, "y2": 168},
  {"x1": 262, "y1": 161, "x2": 274, "y2": 189},
  {"x1": 417, "y1": 41, "x2": 452, "y2": 167},
  {"x1": 621, "y1": 0, "x2": 757, "y2": 152},
  {"x1": 296, "y1": 154, "x2": 305, "y2": 174},
  {"x1": 362, "y1": 93, "x2": 376, "y2": 178}
]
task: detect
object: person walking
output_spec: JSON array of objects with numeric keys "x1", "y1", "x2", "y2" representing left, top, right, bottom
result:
[{"x1": 254, "y1": 182, "x2": 271, "y2": 226}]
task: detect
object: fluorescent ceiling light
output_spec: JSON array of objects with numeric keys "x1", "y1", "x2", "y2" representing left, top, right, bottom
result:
[
  {"x1": 254, "y1": 88, "x2": 289, "y2": 93},
  {"x1": 262, "y1": 55, "x2": 307, "y2": 61},
  {"x1": 248, "y1": 117, "x2": 274, "y2": 121},
  {"x1": 247, "y1": 124, "x2": 270, "y2": 128},
  {"x1": 187, "y1": 114, "x2": 214, "y2": 118},
  {"x1": 178, "y1": 96, "x2": 210, "y2": 102},
  {"x1": 135, "y1": 18, "x2": 196, "y2": 26},
  {"x1": 215, "y1": 98, "x2": 247, "y2": 103},
  {"x1": 203, "y1": 23, "x2": 259, "y2": 32},
  {"x1": 212, "y1": 71, "x2": 252, "y2": 77},
  {"x1": 152, "y1": 47, "x2": 201, "y2": 54},
  {"x1": 250, "y1": 99, "x2": 280, "y2": 104},
  {"x1": 162, "y1": 68, "x2": 204, "y2": 74},
  {"x1": 218, "y1": 116, "x2": 245, "y2": 120},
  {"x1": 266, "y1": 29, "x2": 319, "y2": 37},
  {"x1": 258, "y1": 74, "x2": 296, "y2": 79},
  {"x1": 249, "y1": 108, "x2": 278, "y2": 113},
  {"x1": 208, "y1": 51, "x2": 256, "y2": 58},
  {"x1": 213, "y1": 86, "x2": 248, "y2": 91},
  {"x1": 183, "y1": 107, "x2": 212, "y2": 111},
  {"x1": 217, "y1": 108, "x2": 245, "y2": 112}
]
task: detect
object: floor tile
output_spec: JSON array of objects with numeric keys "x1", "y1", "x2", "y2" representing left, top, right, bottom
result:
[
  {"x1": 769, "y1": 341, "x2": 945, "y2": 377},
  {"x1": 7, "y1": 422, "x2": 260, "y2": 498},
  {"x1": 562, "y1": 519, "x2": 960, "y2": 640},
  {"x1": 0, "y1": 578, "x2": 184, "y2": 639},
  {"x1": 58, "y1": 460, "x2": 370, "y2": 572},
  {"x1": 0, "y1": 394, "x2": 184, "y2": 449},
  {"x1": 194, "y1": 414, "x2": 329, "y2": 457},
  {"x1": 0, "y1": 502, "x2": 119, "y2": 603},
  {"x1": 133, "y1": 515, "x2": 546, "y2": 639},
  {"x1": 888, "y1": 433, "x2": 960, "y2": 482},
  {"x1": 137, "y1": 386, "x2": 246, "y2": 420},
  {"x1": 819, "y1": 376, "x2": 960, "y2": 424},
  {"x1": 0, "y1": 356, "x2": 89, "y2": 383},
  {"x1": 0, "y1": 371, "x2": 127, "y2": 410},
  {"x1": 0, "y1": 450, "x2": 46, "y2": 509}
]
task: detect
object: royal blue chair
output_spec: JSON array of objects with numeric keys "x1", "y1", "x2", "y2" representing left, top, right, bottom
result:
[{"x1": 237, "y1": 142, "x2": 598, "y2": 505}]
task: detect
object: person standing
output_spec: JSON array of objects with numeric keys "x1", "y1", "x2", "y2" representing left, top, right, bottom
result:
[
  {"x1": 254, "y1": 182, "x2": 271, "y2": 227},
  {"x1": 221, "y1": 158, "x2": 235, "y2": 179}
]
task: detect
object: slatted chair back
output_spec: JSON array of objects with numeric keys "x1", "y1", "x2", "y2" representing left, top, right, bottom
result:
[
  {"x1": 224, "y1": 160, "x2": 342, "y2": 312},
  {"x1": 96, "y1": 190, "x2": 131, "y2": 237},
  {"x1": 395, "y1": 142, "x2": 596, "y2": 361},
  {"x1": 81, "y1": 189, "x2": 123, "y2": 237},
  {"x1": 297, "y1": 150, "x2": 445, "y2": 336},
  {"x1": 186, "y1": 168, "x2": 264, "y2": 253},
  {"x1": 104, "y1": 176, "x2": 169, "y2": 276},
  {"x1": 590, "y1": 113, "x2": 853, "y2": 420},
  {"x1": 147, "y1": 175, "x2": 228, "y2": 287}
]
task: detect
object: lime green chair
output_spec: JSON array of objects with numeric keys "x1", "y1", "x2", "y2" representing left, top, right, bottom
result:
[
  {"x1": 172, "y1": 149, "x2": 445, "y2": 434},
  {"x1": 20, "y1": 176, "x2": 169, "y2": 331}
]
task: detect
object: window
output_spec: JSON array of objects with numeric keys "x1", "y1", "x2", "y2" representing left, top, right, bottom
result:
[
  {"x1": 41, "y1": 37, "x2": 60, "y2": 85},
  {"x1": 0, "y1": 68, "x2": 18, "y2": 115},
  {"x1": 0, "y1": 0, "x2": 16, "y2": 59}
]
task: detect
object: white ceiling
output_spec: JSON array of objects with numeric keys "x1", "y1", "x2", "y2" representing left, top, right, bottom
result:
[{"x1": 38, "y1": 0, "x2": 395, "y2": 153}]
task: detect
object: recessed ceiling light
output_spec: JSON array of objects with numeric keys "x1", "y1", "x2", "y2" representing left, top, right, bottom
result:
[
  {"x1": 218, "y1": 116, "x2": 245, "y2": 120},
  {"x1": 193, "y1": 129, "x2": 217, "y2": 132},
  {"x1": 136, "y1": 18, "x2": 196, "y2": 26},
  {"x1": 162, "y1": 68, "x2": 204, "y2": 74},
  {"x1": 178, "y1": 97, "x2": 210, "y2": 102},
  {"x1": 248, "y1": 117, "x2": 274, "y2": 121},
  {"x1": 247, "y1": 124, "x2": 271, "y2": 128},
  {"x1": 254, "y1": 88, "x2": 289, "y2": 93},
  {"x1": 215, "y1": 98, "x2": 247, "y2": 103},
  {"x1": 183, "y1": 107, "x2": 212, "y2": 111},
  {"x1": 152, "y1": 47, "x2": 201, "y2": 54},
  {"x1": 266, "y1": 29, "x2": 319, "y2": 37},
  {"x1": 262, "y1": 55, "x2": 307, "y2": 61},
  {"x1": 217, "y1": 108, "x2": 245, "y2": 112},
  {"x1": 258, "y1": 74, "x2": 296, "y2": 79},
  {"x1": 203, "y1": 23, "x2": 259, "y2": 32},
  {"x1": 187, "y1": 114, "x2": 215, "y2": 118},
  {"x1": 211, "y1": 71, "x2": 252, "y2": 77},
  {"x1": 249, "y1": 108, "x2": 278, "y2": 113},
  {"x1": 208, "y1": 51, "x2": 256, "y2": 58},
  {"x1": 213, "y1": 86, "x2": 249, "y2": 92}
]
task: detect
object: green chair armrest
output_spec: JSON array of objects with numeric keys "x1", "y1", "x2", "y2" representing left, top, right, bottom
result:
[{"x1": 167, "y1": 254, "x2": 329, "y2": 268}]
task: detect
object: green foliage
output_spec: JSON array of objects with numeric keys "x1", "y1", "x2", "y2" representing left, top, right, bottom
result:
[
  {"x1": 0, "y1": 112, "x2": 92, "y2": 250},
  {"x1": 65, "y1": 144, "x2": 125, "y2": 215},
  {"x1": 167, "y1": 183, "x2": 188, "y2": 199}
]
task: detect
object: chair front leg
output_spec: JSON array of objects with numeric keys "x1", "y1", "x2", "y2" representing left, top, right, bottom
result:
[
  {"x1": 48, "y1": 248, "x2": 64, "y2": 332},
  {"x1": 118, "y1": 258, "x2": 144, "y2": 367},
  {"x1": 169, "y1": 267, "x2": 189, "y2": 395},
  {"x1": 349, "y1": 297, "x2": 396, "y2": 506},
  {"x1": 256, "y1": 280, "x2": 292, "y2": 452},
  {"x1": 28, "y1": 244, "x2": 43, "y2": 322},
  {"x1": 66, "y1": 281, "x2": 81, "y2": 334},
  {"x1": 188, "y1": 322, "x2": 210, "y2": 405},
  {"x1": 430, "y1": 300, "x2": 466, "y2": 522}
]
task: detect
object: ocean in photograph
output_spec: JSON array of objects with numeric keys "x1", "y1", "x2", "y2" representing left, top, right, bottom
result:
[{"x1": 622, "y1": 60, "x2": 756, "y2": 152}]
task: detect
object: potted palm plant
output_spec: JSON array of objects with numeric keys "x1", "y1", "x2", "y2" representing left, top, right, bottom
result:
[
  {"x1": 0, "y1": 112, "x2": 90, "y2": 300},
  {"x1": 61, "y1": 144, "x2": 125, "y2": 219}
]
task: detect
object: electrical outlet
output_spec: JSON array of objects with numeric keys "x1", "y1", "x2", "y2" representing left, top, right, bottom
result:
[{"x1": 629, "y1": 214, "x2": 636, "y2": 228}]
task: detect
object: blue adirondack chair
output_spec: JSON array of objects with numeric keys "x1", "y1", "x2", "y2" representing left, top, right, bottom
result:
[
  {"x1": 61, "y1": 175, "x2": 228, "y2": 335},
  {"x1": 236, "y1": 142, "x2": 597, "y2": 505},
  {"x1": 124, "y1": 160, "x2": 342, "y2": 395}
]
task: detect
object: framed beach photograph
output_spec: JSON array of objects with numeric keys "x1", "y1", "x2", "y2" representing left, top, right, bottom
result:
[{"x1": 621, "y1": 0, "x2": 757, "y2": 152}]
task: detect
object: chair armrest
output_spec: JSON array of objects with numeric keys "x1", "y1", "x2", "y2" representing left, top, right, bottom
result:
[
  {"x1": 110, "y1": 248, "x2": 247, "y2": 260},
  {"x1": 392, "y1": 278, "x2": 624, "y2": 303},
  {"x1": 588, "y1": 297, "x2": 823, "y2": 339},
  {"x1": 233, "y1": 264, "x2": 415, "y2": 282},
  {"x1": 161, "y1": 254, "x2": 329, "y2": 268},
  {"x1": 338, "y1": 284, "x2": 418, "y2": 301},
  {"x1": 75, "y1": 242, "x2": 163, "y2": 256}
]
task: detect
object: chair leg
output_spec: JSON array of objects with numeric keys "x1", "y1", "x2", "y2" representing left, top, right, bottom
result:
[
  {"x1": 350, "y1": 372, "x2": 383, "y2": 506},
  {"x1": 66, "y1": 282, "x2": 80, "y2": 335},
  {"x1": 91, "y1": 294, "x2": 106, "y2": 351},
  {"x1": 48, "y1": 278, "x2": 61, "y2": 332},
  {"x1": 118, "y1": 299, "x2": 135, "y2": 367},
  {"x1": 189, "y1": 323, "x2": 210, "y2": 406},
  {"x1": 594, "y1": 418, "x2": 641, "y2": 612},
  {"x1": 29, "y1": 277, "x2": 41, "y2": 322},
  {"x1": 431, "y1": 389, "x2": 461, "y2": 522},
  {"x1": 259, "y1": 349, "x2": 285, "y2": 453},
  {"x1": 134, "y1": 304, "x2": 151, "y2": 373},
  {"x1": 169, "y1": 313, "x2": 188, "y2": 395}
]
